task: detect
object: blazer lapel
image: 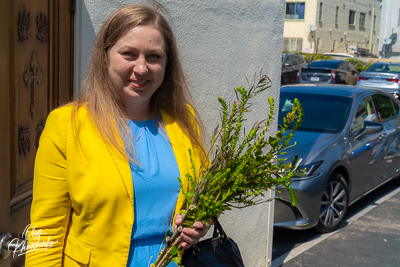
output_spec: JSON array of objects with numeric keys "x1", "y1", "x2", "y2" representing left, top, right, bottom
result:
[{"x1": 108, "y1": 147, "x2": 134, "y2": 205}]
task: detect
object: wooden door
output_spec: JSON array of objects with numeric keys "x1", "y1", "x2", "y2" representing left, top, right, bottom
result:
[{"x1": 0, "y1": 0, "x2": 73, "y2": 266}]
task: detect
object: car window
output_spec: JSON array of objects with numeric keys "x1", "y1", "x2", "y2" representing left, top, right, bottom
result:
[
  {"x1": 351, "y1": 96, "x2": 379, "y2": 134},
  {"x1": 284, "y1": 56, "x2": 293, "y2": 66},
  {"x1": 340, "y1": 62, "x2": 349, "y2": 71},
  {"x1": 366, "y1": 64, "x2": 390, "y2": 72},
  {"x1": 392, "y1": 99, "x2": 400, "y2": 115},
  {"x1": 387, "y1": 65, "x2": 400, "y2": 73},
  {"x1": 308, "y1": 61, "x2": 341, "y2": 69},
  {"x1": 279, "y1": 92, "x2": 351, "y2": 133},
  {"x1": 292, "y1": 55, "x2": 302, "y2": 65},
  {"x1": 372, "y1": 94, "x2": 396, "y2": 121},
  {"x1": 348, "y1": 62, "x2": 356, "y2": 71}
]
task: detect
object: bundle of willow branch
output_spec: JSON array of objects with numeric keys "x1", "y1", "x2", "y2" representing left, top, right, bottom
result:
[{"x1": 153, "y1": 74, "x2": 303, "y2": 267}]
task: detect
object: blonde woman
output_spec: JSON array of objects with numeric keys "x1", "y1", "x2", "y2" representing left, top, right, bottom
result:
[{"x1": 26, "y1": 4, "x2": 210, "y2": 267}]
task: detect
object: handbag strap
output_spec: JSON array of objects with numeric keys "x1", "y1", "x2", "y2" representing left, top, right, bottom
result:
[{"x1": 212, "y1": 215, "x2": 227, "y2": 238}]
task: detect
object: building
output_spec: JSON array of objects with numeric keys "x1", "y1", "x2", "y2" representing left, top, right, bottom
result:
[
  {"x1": 283, "y1": 0, "x2": 382, "y2": 56},
  {"x1": 1, "y1": 1, "x2": 284, "y2": 266},
  {"x1": 379, "y1": 0, "x2": 400, "y2": 58}
]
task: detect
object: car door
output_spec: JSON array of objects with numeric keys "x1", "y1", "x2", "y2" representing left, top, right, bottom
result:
[
  {"x1": 291, "y1": 55, "x2": 302, "y2": 83},
  {"x1": 371, "y1": 93, "x2": 400, "y2": 182},
  {"x1": 334, "y1": 61, "x2": 346, "y2": 84},
  {"x1": 347, "y1": 95, "x2": 386, "y2": 199},
  {"x1": 338, "y1": 61, "x2": 354, "y2": 84},
  {"x1": 347, "y1": 62, "x2": 359, "y2": 85},
  {"x1": 281, "y1": 55, "x2": 294, "y2": 85}
]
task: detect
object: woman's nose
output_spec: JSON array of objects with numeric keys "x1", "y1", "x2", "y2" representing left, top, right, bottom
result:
[{"x1": 134, "y1": 56, "x2": 148, "y2": 75}]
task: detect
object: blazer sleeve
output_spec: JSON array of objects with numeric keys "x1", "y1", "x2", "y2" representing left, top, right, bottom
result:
[{"x1": 25, "y1": 108, "x2": 71, "y2": 267}]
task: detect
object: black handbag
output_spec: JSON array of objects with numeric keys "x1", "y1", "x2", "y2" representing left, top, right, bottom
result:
[{"x1": 181, "y1": 216, "x2": 245, "y2": 267}]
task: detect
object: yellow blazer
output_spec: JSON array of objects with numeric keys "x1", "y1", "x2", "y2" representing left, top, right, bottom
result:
[{"x1": 25, "y1": 105, "x2": 202, "y2": 267}]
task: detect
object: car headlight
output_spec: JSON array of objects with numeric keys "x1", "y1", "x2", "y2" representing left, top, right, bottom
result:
[{"x1": 292, "y1": 161, "x2": 323, "y2": 180}]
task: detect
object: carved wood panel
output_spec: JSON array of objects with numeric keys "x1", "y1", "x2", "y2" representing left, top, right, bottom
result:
[
  {"x1": 0, "y1": 0, "x2": 73, "y2": 266},
  {"x1": 14, "y1": 1, "x2": 50, "y2": 220}
]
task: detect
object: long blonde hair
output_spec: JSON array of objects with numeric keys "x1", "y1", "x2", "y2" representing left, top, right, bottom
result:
[{"x1": 73, "y1": 4, "x2": 206, "y2": 162}]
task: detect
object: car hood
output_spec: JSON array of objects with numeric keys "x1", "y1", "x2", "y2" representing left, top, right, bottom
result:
[{"x1": 281, "y1": 130, "x2": 341, "y2": 164}]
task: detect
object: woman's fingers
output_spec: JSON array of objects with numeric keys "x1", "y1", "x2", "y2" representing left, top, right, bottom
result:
[{"x1": 178, "y1": 220, "x2": 212, "y2": 248}]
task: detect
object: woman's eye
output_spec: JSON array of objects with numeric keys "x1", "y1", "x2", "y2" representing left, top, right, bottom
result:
[
  {"x1": 122, "y1": 52, "x2": 135, "y2": 57},
  {"x1": 149, "y1": 54, "x2": 161, "y2": 59}
]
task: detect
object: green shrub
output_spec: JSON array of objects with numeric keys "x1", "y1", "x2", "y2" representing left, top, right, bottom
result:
[{"x1": 346, "y1": 58, "x2": 372, "y2": 72}]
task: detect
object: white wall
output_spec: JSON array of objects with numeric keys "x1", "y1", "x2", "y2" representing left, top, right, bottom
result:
[
  {"x1": 379, "y1": 0, "x2": 400, "y2": 58},
  {"x1": 74, "y1": 0, "x2": 284, "y2": 266}
]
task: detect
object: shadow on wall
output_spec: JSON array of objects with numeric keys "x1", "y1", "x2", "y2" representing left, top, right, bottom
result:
[
  {"x1": 74, "y1": 1, "x2": 97, "y2": 97},
  {"x1": 384, "y1": 33, "x2": 398, "y2": 53}
]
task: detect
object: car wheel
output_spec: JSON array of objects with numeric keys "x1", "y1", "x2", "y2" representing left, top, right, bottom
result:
[{"x1": 314, "y1": 172, "x2": 349, "y2": 233}]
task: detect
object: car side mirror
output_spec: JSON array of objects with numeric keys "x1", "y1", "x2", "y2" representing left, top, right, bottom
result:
[{"x1": 355, "y1": 121, "x2": 383, "y2": 140}]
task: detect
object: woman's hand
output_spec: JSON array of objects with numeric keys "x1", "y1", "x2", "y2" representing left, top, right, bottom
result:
[{"x1": 174, "y1": 214, "x2": 212, "y2": 249}]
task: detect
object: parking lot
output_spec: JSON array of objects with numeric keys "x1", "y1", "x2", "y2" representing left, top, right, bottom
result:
[{"x1": 272, "y1": 181, "x2": 400, "y2": 267}]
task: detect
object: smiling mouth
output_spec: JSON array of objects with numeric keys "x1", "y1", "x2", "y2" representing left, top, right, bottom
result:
[{"x1": 130, "y1": 80, "x2": 148, "y2": 85}]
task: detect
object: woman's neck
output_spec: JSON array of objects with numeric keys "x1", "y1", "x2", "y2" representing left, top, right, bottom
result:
[{"x1": 125, "y1": 105, "x2": 152, "y2": 121}]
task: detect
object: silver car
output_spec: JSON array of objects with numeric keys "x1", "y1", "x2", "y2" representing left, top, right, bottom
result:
[
  {"x1": 356, "y1": 62, "x2": 400, "y2": 98},
  {"x1": 274, "y1": 85, "x2": 400, "y2": 233}
]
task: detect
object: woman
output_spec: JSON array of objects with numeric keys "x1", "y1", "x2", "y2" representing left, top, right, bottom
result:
[{"x1": 26, "y1": 4, "x2": 210, "y2": 267}]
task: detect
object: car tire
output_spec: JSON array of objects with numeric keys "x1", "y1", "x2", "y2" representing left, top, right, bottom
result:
[
  {"x1": 314, "y1": 172, "x2": 349, "y2": 234},
  {"x1": 393, "y1": 176, "x2": 400, "y2": 185}
]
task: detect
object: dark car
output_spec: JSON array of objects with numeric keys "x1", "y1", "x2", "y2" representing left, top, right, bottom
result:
[
  {"x1": 274, "y1": 85, "x2": 400, "y2": 233},
  {"x1": 356, "y1": 62, "x2": 400, "y2": 98},
  {"x1": 281, "y1": 53, "x2": 307, "y2": 85},
  {"x1": 298, "y1": 60, "x2": 359, "y2": 85}
]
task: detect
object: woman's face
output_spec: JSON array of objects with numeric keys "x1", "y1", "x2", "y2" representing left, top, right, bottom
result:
[{"x1": 107, "y1": 26, "x2": 167, "y2": 114}]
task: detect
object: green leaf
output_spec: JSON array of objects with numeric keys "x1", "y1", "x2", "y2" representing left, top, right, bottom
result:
[
  {"x1": 171, "y1": 245, "x2": 179, "y2": 256},
  {"x1": 173, "y1": 256, "x2": 180, "y2": 264}
]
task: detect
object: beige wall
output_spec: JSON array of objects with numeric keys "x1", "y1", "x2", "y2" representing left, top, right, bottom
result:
[
  {"x1": 284, "y1": 0, "x2": 382, "y2": 55},
  {"x1": 283, "y1": 0, "x2": 317, "y2": 53},
  {"x1": 74, "y1": 0, "x2": 285, "y2": 266}
]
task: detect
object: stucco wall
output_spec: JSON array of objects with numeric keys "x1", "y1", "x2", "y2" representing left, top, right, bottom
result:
[
  {"x1": 283, "y1": 0, "x2": 381, "y2": 55},
  {"x1": 74, "y1": 0, "x2": 285, "y2": 266}
]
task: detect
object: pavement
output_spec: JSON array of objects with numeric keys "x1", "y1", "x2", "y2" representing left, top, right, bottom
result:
[{"x1": 272, "y1": 185, "x2": 400, "y2": 267}]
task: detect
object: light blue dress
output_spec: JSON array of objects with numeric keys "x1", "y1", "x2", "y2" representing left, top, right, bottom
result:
[{"x1": 126, "y1": 119, "x2": 180, "y2": 267}]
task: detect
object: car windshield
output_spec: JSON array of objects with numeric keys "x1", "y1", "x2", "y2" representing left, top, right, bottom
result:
[
  {"x1": 278, "y1": 92, "x2": 352, "y2": 133},
  {"x1": 365, "y1": 64, "x2": 400, "y2": 73},
  {"x1": 308, "y1": 61, "x2": 341, "y2": 69}
]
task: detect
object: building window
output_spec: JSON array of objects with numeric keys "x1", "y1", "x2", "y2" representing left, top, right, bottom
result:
[
  {"x1": 373, "y1": 15, "x2": 376, "y2": 32},
  {"x1": 335, "y1": 7, "x2": 339, "y2": 24},
  {"x1": 359, "y1": 13, "x2": 366, "y2": 28},
  {"x1": 349, "y1": 10, "x2": 356, "y2": 26},
  {"x1": 319, "y1": 3, "x2": 323, "y2": 22},
  {"x1": 285, "y1": 2, "x2": 305, "y2": 20},
  {"x1": 283, "y1": 38, "x2": 303, "y2": 52},
  {"x1": 398, "y1": 9, "x2": 400, "y2": 26}
]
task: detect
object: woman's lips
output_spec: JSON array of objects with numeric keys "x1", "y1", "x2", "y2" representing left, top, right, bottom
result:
[{"x1": 130, "y1": 79, "x2": 149, "y2": 88}]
